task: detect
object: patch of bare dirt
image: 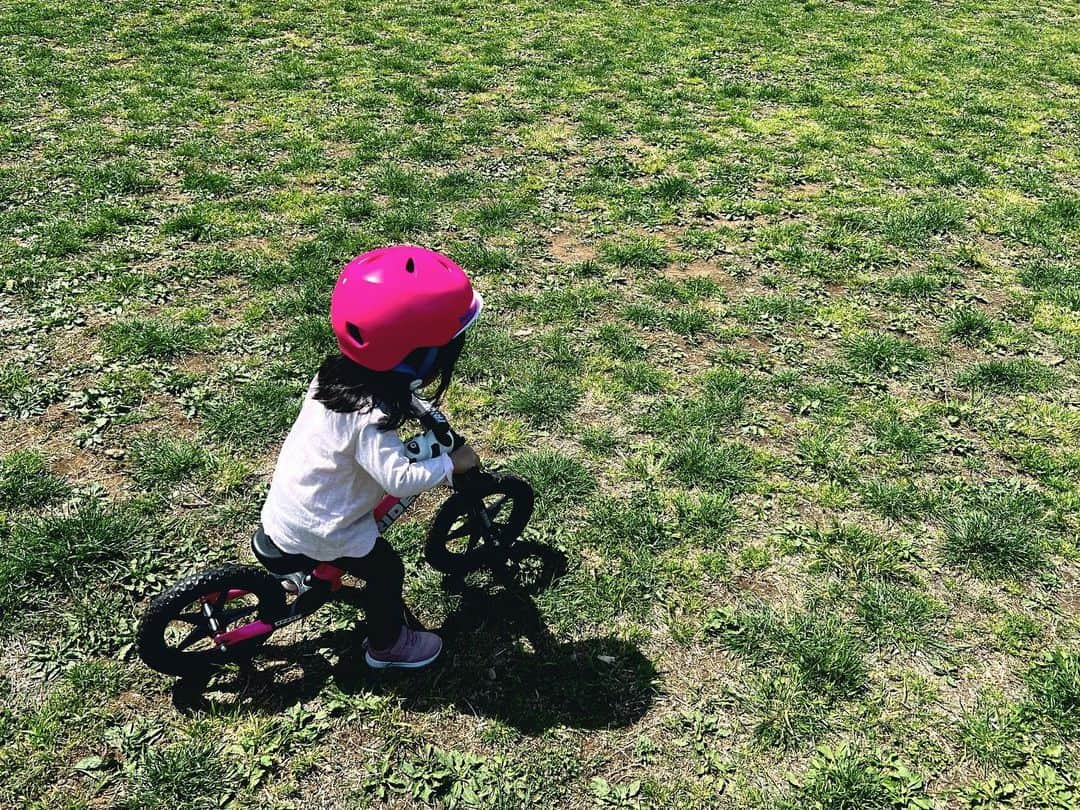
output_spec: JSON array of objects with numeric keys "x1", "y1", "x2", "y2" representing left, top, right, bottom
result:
[
  {"x1": 664, "y1": 259, "x2": 736, "y2": 287},
  {"x1": 548, "y1": 230, "x2": 595, "y2": 265}
]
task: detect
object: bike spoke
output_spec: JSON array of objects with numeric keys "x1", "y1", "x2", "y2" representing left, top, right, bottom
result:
[
  {"x1": 485, "y1": 495, "x2": 510, "y2": 519},
  {"x1": 217, "y1": 605, "x2": 257, "y2": 625},
  {"x1": 174, "y1": 611, "x2": 205, "y2": 625},
  {"x1": 176, "y1": 624, "x2": 210, "y2": 651},
  {"x1": 447, "y1": 523, "x2": 473, "y2": 541}
]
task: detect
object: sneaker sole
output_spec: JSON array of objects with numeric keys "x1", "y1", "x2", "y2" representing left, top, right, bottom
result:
[{"x1": 364, "y1": 646, "x2": 441, "y2": 670}]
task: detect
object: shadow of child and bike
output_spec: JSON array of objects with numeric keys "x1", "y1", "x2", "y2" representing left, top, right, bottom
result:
[{"x1": 171, "y1": 543, "x2": 659, "y2": 735}]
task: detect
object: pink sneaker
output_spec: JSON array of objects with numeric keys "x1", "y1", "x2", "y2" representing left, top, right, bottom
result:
[{"x1": 365, "y1": 625, "x2": 443, "y2": 670}]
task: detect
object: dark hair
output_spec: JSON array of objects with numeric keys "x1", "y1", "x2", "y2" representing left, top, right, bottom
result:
[{"x1": 314, "y1": 336, "x2": 464, "y2": 430}]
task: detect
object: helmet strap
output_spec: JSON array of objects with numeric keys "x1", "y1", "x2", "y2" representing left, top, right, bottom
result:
[{"x1": 392, "y1": 346, "x2": 439, "y2": 383}]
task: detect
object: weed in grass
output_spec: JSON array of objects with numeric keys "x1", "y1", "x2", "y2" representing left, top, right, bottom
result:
[
  {"x1": 0, "y1": 500, "x2": 148, "y2": 609},
  {"x1": 783, "y1": 612, "x2": 868, "y2": 698},
  {"x1": 672, "y1": 490, "x2": 737, "y2": 544},
  {"x1": 122, "y1": 732, "x2": 232, "y2": 810},
  {"x1": 783, "y1": 378, "x2": 850, "y2": 417},
  {"x1": 666, "y1": 434, "x2": 757, "y2": 492},
  {"x1": 455, "y1": 323, "x2": 523, "y2": 383},
  {"x1": 667, "y1": 305, "x2": 714, "y2": 337},
  {"x1": 992, "y1": 611, "x2": 1042, "y2": 654},
  {"x1": 617, "y1": 360, "x2": 668, "y2": 394},
  {"x1": 600, "y1": 237, "x2": 670, "y2": 271},
  {"x1": 531, "y1": 283, "x2": 612, "y2": 324},
  {"x1": 642, "y1": 368, "x2": 749, "y2": 440},
  {"x1": 0, "y1": 362, "x2": 62, "y2": 418},
  {"x1": 860, "y1": 478, "x2": 934, "y2": 523},
  {"x1": 506, "y1": 369, "x2": 581, "y2": 427},
  {"x1": 3, "y1": 0, "x2": 1079, "y2": 802},
  {"x1": 781, "y1": 745, "x2": 930, "y2": 810},
  {"x1": 941, "y1": 483, "x2": 1050, "y2": 579},
  {"x1": 881, "y1": 198, "x2": 966, "y2": 246},
  {"x1": 959, "y1": 694, "x2": 1028, "y2": 770},
  {"x1": 711, "y1": 606, "x2": 867, "y2": 698},
  {"x1": 621, "y1": 301, "x2": 666, "y2": 328},
  {"x1": 868, "y1": 406, "x2": 939, "y2": 465},
  {"x1": 579, "y1": 425, "x2": 617, "y2": 455},
  {"x1": 65, "y1": 659, "x2": 128, "y2": 699},
  {"x1": 647, "y1": 277, "x2": 720, "y2": 304},
  {"x1": 285, "y1": 314, "x2": 337, "y2": 370},
  {"x1": 0, "y1": 450, "x2": 69, "y2": 510},
  {"x1": 957, "y1": 359, "x2": 1059, "y2": 393},
  {"x1": 648, "y1": 175, "x2": 695, "y2": 204},
  {"x1": 856, "y1": 582, "x2": 946, "y2": 653},
  {"x1": 102, "y1": 318, "x2": 209, "y2": 361},
  {"x1": 883, "y1": 272, "x2": 948, "y2": 300},
  {"x1": 450, "y1": 242, "x2": 515, "y2": 276},
  {"x1": 505, "y1": 449, "x2": 594, "y2": 511},
  {"x1": 735, "y1": 294, "x2": 808, "y2": 326},
  {"x1": 843, "y1": 332, "x2": 929, "y2": 377},
  {"x1": 161, "y1": 205, "x2": 219, "y2": 242},
  {"x1": 1018, "y1": 259, "x2": 1079, "y2": 290},
  {"x1": 748, "y1": 670, "x2": 829, "y2": 748},
  {"x1": 708, "y1": 604, "x2": 781, "y2": 664},
  {"x1": 1025, "y1": 648, "x2": 1080, "y2": 737},
  {"x1": 127, "y1": 432, "x2": 208, "y2": 488},
  {"x1": 805, "y1": 524, "x2": 915, "y2": 582},
  {"x1": 537, "y1": 330, "x2": 584, "y2": 372},
  {"x1": 795, "y1": 428, "x2": 859, "y2": 486},
  {"x1": 945, "y1": 306, "x2": 995, "y2": 343},
  {"x1": 202, "y1": 376, "x2": 302, "y2": 446}
]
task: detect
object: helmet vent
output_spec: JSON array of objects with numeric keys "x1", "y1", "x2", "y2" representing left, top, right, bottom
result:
[
  {"x1": 405, "y1": 257, "x2": 415, "y2": 273},
  {"x1": 346, "y1": 323, "x2": 364, "y2": 345}
]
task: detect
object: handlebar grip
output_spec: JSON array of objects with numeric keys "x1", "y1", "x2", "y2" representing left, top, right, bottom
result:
[{"x1": 452, "y1": 466, "x2": 488, "y2": 493}]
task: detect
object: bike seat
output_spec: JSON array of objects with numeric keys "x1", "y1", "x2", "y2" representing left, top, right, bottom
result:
[{"x1": 251, "y1": 527, "x2": 318, "y2": 575}]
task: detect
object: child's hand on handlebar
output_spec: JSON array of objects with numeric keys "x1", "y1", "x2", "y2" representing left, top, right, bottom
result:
[{"x1": 450, "y1": 444, "x2": 480, "y2": 474}]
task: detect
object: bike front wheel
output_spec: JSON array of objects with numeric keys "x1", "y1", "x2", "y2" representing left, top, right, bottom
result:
[
  {"x1": 425, "y1": 473, "x2": 534, "y2": 576},
  {"x1": 136, "y1": 564, "x2": 286, "y2": 677}
]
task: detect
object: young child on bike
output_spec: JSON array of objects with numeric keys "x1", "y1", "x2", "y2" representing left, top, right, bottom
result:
[{"x1": 259, "y1": 245, "x2": 482, "y2": 670}]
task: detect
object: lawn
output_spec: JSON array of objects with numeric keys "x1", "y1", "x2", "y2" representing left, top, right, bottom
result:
[{"x1": 1, "y1": 0, "x2": 1078, "y2": 806}]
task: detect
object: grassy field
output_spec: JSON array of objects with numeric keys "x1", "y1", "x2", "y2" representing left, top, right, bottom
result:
[{"x1": 1, "y1": 0, "x2": 1078, "y2": 806}]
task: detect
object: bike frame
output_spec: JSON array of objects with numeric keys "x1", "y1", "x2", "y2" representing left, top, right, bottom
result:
[{"x1": 208, "y1": 396, "x2": 459, "y2": 652}]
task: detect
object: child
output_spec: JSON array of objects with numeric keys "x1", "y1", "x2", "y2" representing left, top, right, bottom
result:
[{"x1": 259, "y1": 245, "x2": 482, "y2": 669}]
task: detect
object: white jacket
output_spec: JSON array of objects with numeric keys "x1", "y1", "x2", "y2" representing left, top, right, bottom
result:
[{"x1": 260, "y1": 381, "x2": 453, "y2": 560}]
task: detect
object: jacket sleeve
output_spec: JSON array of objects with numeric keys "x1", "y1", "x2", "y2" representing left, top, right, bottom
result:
[{"x1": 354, "y1": 418, "x2": 454, "y2": 498}]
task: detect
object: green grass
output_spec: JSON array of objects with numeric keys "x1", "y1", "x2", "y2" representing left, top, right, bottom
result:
[
  {"x1": 944, "y1": 306, "x2": 995, "y2": 343},
  {"x1": 957, "y1": 359, "x2": 1059, "y2": 393},
  {"x1": 0, "y1": 450, "x2": 69, "y2": 510},
  {"x1": 780, "y1": 745, "x2": 930, "y2": 810},
  {"x1": 0, "y1": 500, "x2": 149, "y2": 610},
  {"x1": 1025, "y1": 649, "x2": 1080, "y2": 737},
  {"x1": 940, "y1": 483, "x2": 1051, "y2": 580},
  {"x1": 101, "y1": 318, "x2": 210, "y2": 361},
  {"x1": 2, "y1": 0, "x2": 1078, "y2": 805},
  {"x1": 856, "y1": 581, "x2": 947, "y2": 653},
  {"x1": 127, "y1": 432, "x2": 209, "y2": 487},
  {"x1": 843, "y1": 332, "x2": 930, "y2": 377}
]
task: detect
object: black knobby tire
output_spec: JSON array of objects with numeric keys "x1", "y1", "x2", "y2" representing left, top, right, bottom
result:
[
  {"x1": 136, "y1": 564, "x2": 287, "y2": 677},
  {"x1": 424, "y1": 473, "x2": 534, "y2": 576}
]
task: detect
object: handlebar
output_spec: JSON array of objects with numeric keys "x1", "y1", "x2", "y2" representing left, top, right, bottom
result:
[{"x1": 409, "y1": 394, "x2": 467, "y2": 452}]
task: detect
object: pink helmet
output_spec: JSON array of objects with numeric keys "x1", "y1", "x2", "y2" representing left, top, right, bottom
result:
[{"x1": 330, "y1": 245, "x2": 483, "y2": 372}]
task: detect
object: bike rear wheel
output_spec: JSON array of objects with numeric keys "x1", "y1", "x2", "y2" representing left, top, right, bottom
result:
[
  {"x1": 136, "y1": 564, "x2": 286, "y2": 677},
  {"x1": 425, "y1": 473, "x2": 534, "y2": 576}
]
